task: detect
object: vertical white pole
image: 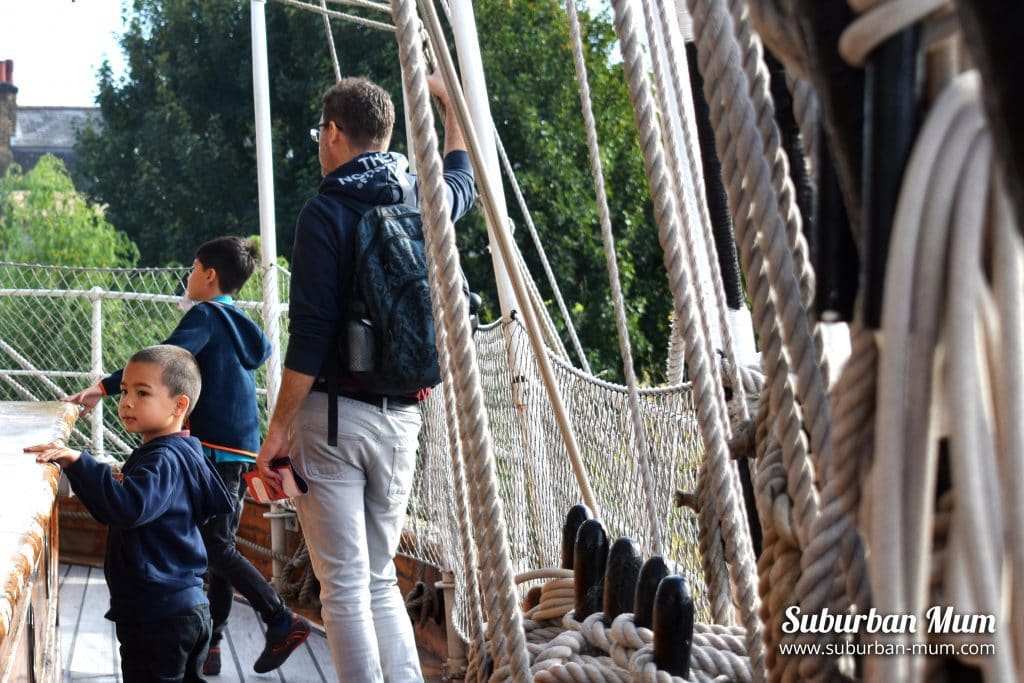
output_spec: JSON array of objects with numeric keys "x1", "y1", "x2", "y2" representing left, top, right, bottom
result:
[
  {"x1": 90, "y1": 287, "x2": 104, "y2": 459},
  {"x1": 251, "y1": 0, "x2": 282, "y2": 414},
  {"x1": 448, "y1": 0, "x2": 520, "y2": 319},
  {"x1": 251, "y1": 0, "x2": 287, "y2": 587}
]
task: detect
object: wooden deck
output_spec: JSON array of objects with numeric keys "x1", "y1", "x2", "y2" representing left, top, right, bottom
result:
[{"x1": 59, "y1": 563, "x2": 335, "y2": 682}]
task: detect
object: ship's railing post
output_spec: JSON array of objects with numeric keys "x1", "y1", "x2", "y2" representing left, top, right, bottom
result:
[
  {"x1": 89, "y1": 286, "x2": 105, "y2": 459},
  {"x1": 438, "y1": 569, "x2": 467, "y2": 680}
]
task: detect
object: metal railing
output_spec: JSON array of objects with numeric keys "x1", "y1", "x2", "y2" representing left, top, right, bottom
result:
[{"x1": 0, "y1": 262, "x2": 289, "y2": 459}]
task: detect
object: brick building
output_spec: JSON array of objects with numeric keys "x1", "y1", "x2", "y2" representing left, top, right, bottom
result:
[{"x1": 0, "y1": 60, "x2": 100, "y2": 176}]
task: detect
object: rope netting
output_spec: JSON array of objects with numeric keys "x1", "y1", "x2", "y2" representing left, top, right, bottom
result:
[
  {"x1": 404, "y1": 319, "x2": 708, "y2": 643},
  {"x1": 0, "y1": 262, "x2": 289, "y2": 459},
  {"x1": 4, "y1": 0, "x2": 1021, "y2": 679}
]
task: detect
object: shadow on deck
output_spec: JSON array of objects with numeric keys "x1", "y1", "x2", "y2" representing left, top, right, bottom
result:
[{"x1": 59, "y1": 564, "x2": 444, "y2": 682}]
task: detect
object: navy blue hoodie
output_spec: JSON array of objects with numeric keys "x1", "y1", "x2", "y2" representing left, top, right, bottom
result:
[
  {"x1": 285, "y1": 150, "x2": 475, "y2": 378},
  {"x1": 63, "y1": 433, "x2": 233, "y2": 621},
  {"x1": 100, "y1": 302, "x2": 272, "y2": 457}
]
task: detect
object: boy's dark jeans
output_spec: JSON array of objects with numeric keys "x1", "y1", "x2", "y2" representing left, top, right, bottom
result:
[
  {"x1": 201, "y1": 461, "x2": 288, "y2": 647},
  {"x1": 116, "y1": 603, "x2": 211, "y2": 682}
]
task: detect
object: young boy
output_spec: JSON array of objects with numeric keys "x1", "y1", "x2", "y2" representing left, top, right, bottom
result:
[
  {"x1": 27, "y1": 345, "x2": 233, "y2": 682},
  {"x1": 66, "y1": 236, "x2": 311, "y2": 675}
]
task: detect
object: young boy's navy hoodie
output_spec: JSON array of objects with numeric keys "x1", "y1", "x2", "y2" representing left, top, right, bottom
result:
[
  {"x1": 99, "y1": 302, "x2": 271, "y2": 456},
  {"x1": 62, "y1": 433, "x2": 233, "y2": 621}
]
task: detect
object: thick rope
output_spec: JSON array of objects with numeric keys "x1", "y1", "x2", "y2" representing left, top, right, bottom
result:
[
  {"x1": 609, "y1": 1, "x2": 765, "y2": 679},
  {"x1": 838, "y1": 0, "x2": 951, "y2": 68},
  {"x1": 724, "y1": 0, "x2": 814, "y2": 310},
  {"x1": 434, "y1": 278, "x2": 488, "y2": 649},
  {"x1": 418, "y1": 0, "x2": 601, "y2": 520},
  {"x1": 724, "y1": 0, "x2": 836, "y2": 482},
  {"x1": 638, "y1": 0, "x2": 745, "y2": 428},
  {"x1": 867, "y1": 71, "x2": 1021, "y2": 682},
  {"x1": 753, "y1": 441, "x2": 802, "y2": 683},
  {"x1": 648, "y1": 0, "x2": 750, "y2": 423},
  {"x1": 391, "y1": 0, "x2": 531, "y2": 678},
  {"x1": 696, "y1": 451, "x2": 734, "y2": 626},
  {"x1": 563, "y1": 0, "x2": 664, "y2": 555},
  {"x1": 990, "y1": 178, "x2": 1024, "y2": 675},
  {"x1": 793, "y1": 321, "x2": 874, "y2": 681},
  {"x1": 687, "y1": 0, "x2": 824, "y2": 569},
  {"x1": 686, "y1": 25, "x2": 822, "y2": 666},
  {"x1": 866, "y1": 72, "x2": 980, "y2": 682},
  {"x1": 940, "y1": 132, "x2": 1014, "y2": 682}
]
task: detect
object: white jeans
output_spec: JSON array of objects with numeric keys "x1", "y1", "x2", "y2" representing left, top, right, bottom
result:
[{"x1": 291, "y1": 391, "x2": 424, "y2": 683}]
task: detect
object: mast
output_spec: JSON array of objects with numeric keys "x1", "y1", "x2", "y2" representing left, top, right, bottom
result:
[
  {"x1": 250, "y1": 0, "x2": 287, "y2": 587},
  {"x1": 448, "y1": 0, "x2": 520, "y2": 319}
]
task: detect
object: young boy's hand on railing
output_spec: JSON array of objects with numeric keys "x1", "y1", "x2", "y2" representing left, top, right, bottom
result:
[{"x1": 25, "y1": 441, "x2": 81, "y2": 468}]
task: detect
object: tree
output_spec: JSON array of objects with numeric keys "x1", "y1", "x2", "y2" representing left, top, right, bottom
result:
[
  {"x1": 467, "y1": 0, "x2": 670, "y2": 381},
  {"x1": 74, "y1": 0, "x2": 672, "y2": 383},
  {"x1": 74, "y1": 0, "x2": 402, "y2": 266},
  {"x1": 0, "y1": 154, "x2": 138, "y2": 266}
]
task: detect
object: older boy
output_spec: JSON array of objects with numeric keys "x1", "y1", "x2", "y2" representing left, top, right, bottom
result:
[
  {"x1": 66, "y1": 237, "x2": 310, "y2": 674},
  {"x1": 28, "y1": 345, "x2": 233, "y2": 682}
]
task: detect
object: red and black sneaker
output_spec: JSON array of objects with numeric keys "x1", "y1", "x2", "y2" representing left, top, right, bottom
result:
[
  {"x1": 253, "y1": 612, "x2": 312, "y2": 673},
  {"x1": 202, "y1": 647, "x2": 221, "y2": 676}
]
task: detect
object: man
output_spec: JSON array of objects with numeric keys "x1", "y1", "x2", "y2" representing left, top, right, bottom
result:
[{"x1": 256, "y1": 72, "x2": 474, "y2": 682}]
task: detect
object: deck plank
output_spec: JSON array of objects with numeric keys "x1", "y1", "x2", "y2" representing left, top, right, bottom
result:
[
  {"x1": 58, "y1": 564, "x2": 333, "y2": 682},
  {"x1": 58, "y1": 563, "x2": 88, "y2": 674},
  {"x1": 66, "y1": 565, "x2": 122, "y2": 681}
]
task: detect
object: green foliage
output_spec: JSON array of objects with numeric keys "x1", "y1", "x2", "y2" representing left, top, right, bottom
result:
[
  {"x1": 0, "y1": 155, "x2": 139, "y2": 266},
  {"x1": 74, "y1": 0, "x2": 402, "y2": 266},
  {"x1": 464, "y1": 0, "x2": 671, "y2": 383},
  {"x1": 73, "y1": 0, "x2": 671, "y2": 384}
]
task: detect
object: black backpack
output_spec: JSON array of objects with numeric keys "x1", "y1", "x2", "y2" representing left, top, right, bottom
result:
[{"x1": 343, "y1": 202, "x2": 480, "y2": 394}]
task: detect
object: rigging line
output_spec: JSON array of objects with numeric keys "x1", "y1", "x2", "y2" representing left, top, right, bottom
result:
[
  {"x1": 724, "y1": 0, "x2": 838, "y2": 480},
  {"x1": 613, "y1": 0, "x2": 764, "y2": 672},
  {"x1": 417, "y1": 0, "x2": 599, "y2": 519},
  {"x1": 510, "y1": 234, "x2": 572, "y2": 362},
  {"x1": 493, "y1": 133, "x2": 592, "y2": 373},
  {"x1": 688, "y1": 0, "x2": 822, "y2": 551},
  {"x1": 640, "y1": 0, "x2": 733, "y2": 431},
  {"x1": 649, "y1": 0, "x2": 749, "y2": 424},
  {"x1": 432, "y1": 0, "x2": 578, "y2": 367},
  {"x1": 320, "y1": 0, "x2": 342, "y2": 81},
  {"x1": 563, "y1": 0, "x2": 663, "y2": 554},
  {"x1": 320, "y1": 0, "x2": 392, "y2": 11},
  {"x1": 395, "y1": 0, "x2": 532, "y2": 677},
  {"x1": 726, "y1": 0, "x2": 814, "y2": 309},
  {"x1": 270, "y1": 0, "x2": 395, "y2": 33}
]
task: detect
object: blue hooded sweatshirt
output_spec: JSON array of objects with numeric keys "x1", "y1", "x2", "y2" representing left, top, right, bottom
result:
[
  {"x1": 100, "y1": 302, "x2": 272, "y2": 457},
  {"x1": 63, "y1": 433, "x2": 233, "y2": 621},
  {"x1": 285, "y1": 150, "x2": 475, "y2": 379}
]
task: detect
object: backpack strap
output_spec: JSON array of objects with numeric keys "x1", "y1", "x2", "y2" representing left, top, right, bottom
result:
[{"x1": 326, "y1": 197, "x2": 371, "y2": 448}]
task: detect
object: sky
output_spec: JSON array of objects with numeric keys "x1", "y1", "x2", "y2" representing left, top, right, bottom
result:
[{"x1": 0, "y1": 0, "x2": 128, "y2": 107}]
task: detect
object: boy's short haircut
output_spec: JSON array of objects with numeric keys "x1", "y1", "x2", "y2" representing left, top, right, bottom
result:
[
  {"x1": 129, "y1": 345, "x2": 202, "y2": 416},
  {"x1": 322, "y1": 77, "x2": 395, "y2": 150},
  {"x1": 195, "y1": 236, "x2": 259, "y2": 295}
]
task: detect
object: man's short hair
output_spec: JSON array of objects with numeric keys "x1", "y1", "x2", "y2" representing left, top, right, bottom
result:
[
  {"x1": 322, "y1": 77, "x2": 395, "y2": 150},
  {"x1": 129, "y1": 345, "x2": 202, "y2": 416},
  {"x1": 195, "y1": 236, "x2": 259, "y2": 295}
]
